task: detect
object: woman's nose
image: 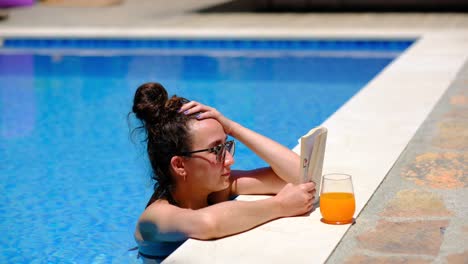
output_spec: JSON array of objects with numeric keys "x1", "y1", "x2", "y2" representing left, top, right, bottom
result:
[{"x1": 224, "y1": 150, "x2": 235, "y2": 166}]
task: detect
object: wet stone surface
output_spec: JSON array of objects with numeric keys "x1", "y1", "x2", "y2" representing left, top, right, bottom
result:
[
  {"x1": 401, "y1": 152, "x2": 467, "y2": 189},
  {"x1": 432, "y1": 121, "x2": 468, "y2": 150},
  {"x1": 327, "y1": 61, "x2": 468, "y2": 263},
  {"x1": 449, "y1": 94, "x2": 468, "y2": 106},
  {"x1": 380, "y1": 189, "x2": 452, "y2": 217},
  {"x1": 356, "y1": 220, "x2": 449, "y2": 256}
]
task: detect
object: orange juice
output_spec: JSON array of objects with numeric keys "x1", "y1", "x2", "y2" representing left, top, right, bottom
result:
[{"x1": 320, "y1": 192, "x2": 355, "y2": 224}]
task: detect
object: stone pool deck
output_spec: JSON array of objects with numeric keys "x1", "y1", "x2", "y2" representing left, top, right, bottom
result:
[
  {"x1": 328, "y1": 60, "x2": 468, "y2": 264},
  {"x1": 0, "y1": 1, "x2": 467, "y2": 263}
]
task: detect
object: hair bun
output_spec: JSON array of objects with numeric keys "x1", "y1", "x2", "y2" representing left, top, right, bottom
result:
[{"x1": 132, "y1": 82, "x2": 168, "y2": 124}]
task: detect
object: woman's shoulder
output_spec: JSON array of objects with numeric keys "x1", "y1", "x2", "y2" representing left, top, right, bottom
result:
[
  {"x1": 135, "y1": 199, "x2": 187, "y2": 242},
  {"x1": 138, "y1": 199, "x2": 177, "y2": 223},
  {"x1": 135, "y1": 204, "x2": 186, "y2": 261}
]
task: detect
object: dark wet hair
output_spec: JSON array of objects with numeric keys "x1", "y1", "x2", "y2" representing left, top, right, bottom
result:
[{"x1": 131, "y1": 82, "x2": 195, "y2": 207}]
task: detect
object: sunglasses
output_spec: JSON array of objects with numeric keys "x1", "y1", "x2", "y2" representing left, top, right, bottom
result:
[{"x1": 180, "y1": 140, "x2": 235, "y2": 163}]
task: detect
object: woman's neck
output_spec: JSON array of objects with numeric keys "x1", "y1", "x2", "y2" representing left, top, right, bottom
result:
[{"x1": 172, "y1": 186, "x2": 209, "y2": 210}]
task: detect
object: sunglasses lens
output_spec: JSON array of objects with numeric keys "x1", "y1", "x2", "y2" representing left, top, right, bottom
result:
[
  {"x1": 215, "y1": 141, "x2": 235, "y2": 163},
  {"x1": 223, "y1": 141, "x2": 235, "y2": 163},
  {"x1": 228, "y1": 141, "x2": 235, "y2": 156},
  {"x1": 220, "y1": 148, "x2": 226, "y2": 163}
]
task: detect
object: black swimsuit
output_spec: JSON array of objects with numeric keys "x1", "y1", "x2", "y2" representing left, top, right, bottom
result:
[
  {"x1": 132, "y1": 239, "x2": 184, "y2": 263},
  {"x1": 138, "y1": 251, "x2": 166, "y2": 262}
]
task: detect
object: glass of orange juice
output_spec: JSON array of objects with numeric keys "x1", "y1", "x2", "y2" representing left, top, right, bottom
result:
[{"x1": 319, "y1": 173, "x2": 355, "y2": 225}]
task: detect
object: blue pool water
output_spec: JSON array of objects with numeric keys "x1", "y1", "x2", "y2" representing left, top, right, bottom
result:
[{"x1": 0, "y1": 39, "x2": 410, "y2": 263}]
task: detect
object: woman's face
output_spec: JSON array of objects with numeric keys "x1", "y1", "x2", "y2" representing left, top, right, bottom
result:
[{"x1": 184, "y1": 118, "x2": 234, "y2": 193}]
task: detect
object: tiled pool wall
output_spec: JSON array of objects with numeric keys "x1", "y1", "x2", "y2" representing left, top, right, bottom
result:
[{"x1": 0, "y1": 38, "x2": 414, "y2": 51}]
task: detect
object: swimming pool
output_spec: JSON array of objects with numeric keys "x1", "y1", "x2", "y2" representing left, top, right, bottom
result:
[{"x1": 0, "y1": 39, "x2": 411, "y2": 263}]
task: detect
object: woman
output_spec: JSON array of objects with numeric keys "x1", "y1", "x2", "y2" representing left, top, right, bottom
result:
[{"x1": 131, "y1": 82, "x2": 316, "y2": 262}]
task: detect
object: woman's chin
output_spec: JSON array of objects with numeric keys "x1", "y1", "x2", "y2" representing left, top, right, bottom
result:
[{"x1": 217, "y1": 178, "x2": 230, "y2": 190}]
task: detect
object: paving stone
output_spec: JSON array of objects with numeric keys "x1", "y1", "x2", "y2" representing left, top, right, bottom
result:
[
  {"x1": 445, "y1": 108, "x2": 468, "y2": 119},
  {"x1": 432, "y1": 121, "x2": 468, "y2": 150},
  {"x1": 402, "y1": 152, "x2": 467, "y2": 189},
  {"x1": 446, "y1": 250, "x2": 468, "y2": 264},
  {"x1": 450, "y1": 94, "x2": 468, "y2": 106},
  {"x1": 357, "y1": 220, "x2": 450, "y2": 256},
  {"x1": 344, "y1": 254, "x2": 431, "y2": 264},
  {"x1": 380, "y1": 189, "x2": 452, "y2": 217}
]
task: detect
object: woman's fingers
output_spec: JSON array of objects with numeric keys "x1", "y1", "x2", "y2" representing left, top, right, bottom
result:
[
  {"x1": 179, "y1": 101, "x2": 201, "y2": 114},
  {"x1": 179, "y1": 101, "x2": 207, "y2": 115},
  {"x1": 178, "y1": 101, "x2": 233, "y2": 134},
  {"x1": 195, "y1": 111, "x2": 217, "y2": 120},
  {"x1": 179, "y1": 101, "x2": 221, "y2": 121},
  {"x1": 184, "y1": 105, "x2": 204, "y2": 116},
  {"x1": 178, "y1": 100, "x2": 198, "y2": 113},
  {"x1": 300, "y1": 182, "x2": 316, "y2": 193},
  {"x1": 299, "y1": 182, "x2": 316, "y2": 206}
]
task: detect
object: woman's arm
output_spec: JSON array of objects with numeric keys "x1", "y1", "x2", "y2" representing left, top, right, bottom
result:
[
  {"x1": 228, "y1": 121, "x2": 301, "y2": 184},
  {"x1": 139, "y1": 182, "x2": 315, "y2": 241},
  {"x1": 208, "y1": 167, "x2": 287, "y2": 204},
  {"x1": 180, "y1": 102, "x2": 301, "y2": 186}
]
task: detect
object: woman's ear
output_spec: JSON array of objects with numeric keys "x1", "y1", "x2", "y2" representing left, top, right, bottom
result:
[{"x1": 170, "y1": 156, "x2": 186, "y2": 180}]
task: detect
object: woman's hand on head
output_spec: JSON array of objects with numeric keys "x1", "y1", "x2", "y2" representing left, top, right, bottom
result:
[
  {"x1": 179, "y1": 101, "x2": 234, "y2": 135},
  {"x1": 274, "y1": 182, "x2": 316, "y2": 217}
]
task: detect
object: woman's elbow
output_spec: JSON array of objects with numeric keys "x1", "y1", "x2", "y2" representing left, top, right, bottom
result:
[{"x1": 189, "y1": 214, "x2": 220, "y2": 240}]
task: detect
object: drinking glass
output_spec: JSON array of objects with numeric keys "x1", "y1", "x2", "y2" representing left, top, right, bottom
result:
[{"x1": 319, "y1": 173, "x2": 356, "y2": 225}]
